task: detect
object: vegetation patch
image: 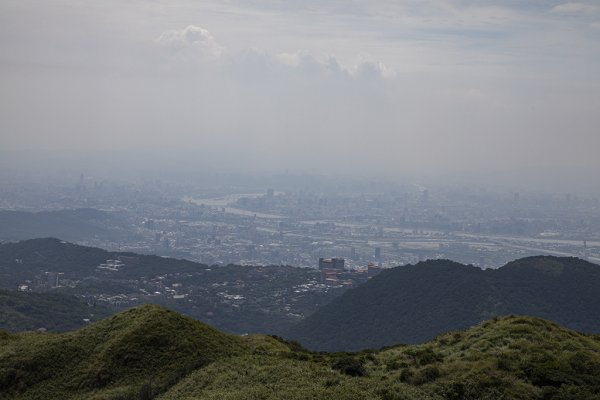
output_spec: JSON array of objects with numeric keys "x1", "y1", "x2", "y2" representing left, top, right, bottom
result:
[{"x1": 2, "y1": 308, "x2": 600, "y2": 400}]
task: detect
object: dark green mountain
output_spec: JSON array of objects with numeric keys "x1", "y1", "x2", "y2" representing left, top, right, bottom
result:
[
  {"x1": 0, "y1": 289, "x2": 111, "y2": 332},
  {"x1": 287, "y1": 257, "x2": 600, "y2": 351},
  {"x1": 1, "y1": 306, "x2": 600, "y2": 400},
  {"x1": 0, "y1": 237, "x2": 203, "y2": 287}
]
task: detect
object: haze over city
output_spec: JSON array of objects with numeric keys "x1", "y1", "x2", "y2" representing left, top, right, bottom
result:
[
  {"x1": 1, "y1": 0, "x2": 599, "y2": 193},
  {"x1": 4, "y1": 4, "x2": 600, "y2": 399}
]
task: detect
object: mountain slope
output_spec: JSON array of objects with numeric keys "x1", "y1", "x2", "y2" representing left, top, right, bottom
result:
[
  {"x1": 2, "y1": 307, "x2": 600, "y2": 400},
  {"x1": 0, "y1": 237, "x2": 204, "y2": 287},
  {"x1": 287, "y1": 256, "x2": 600, "y2": 351},
  {"x1": 372, "y1": 315, "x2": 600, "y2": 400},
  {"x1": 160, "y1": 315, "x2": 600, "y2": 400},
  {"x1": 0, "y1": 305, "x2": 250, "y2": 399}
]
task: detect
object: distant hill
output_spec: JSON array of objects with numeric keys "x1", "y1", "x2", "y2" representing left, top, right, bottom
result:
[
  {"x1": 0, "y1": 208, "x2": 130, "y2": 242},
  {"x1": 287, "y1": 256, "x2": 600, "y2": 351},
  {"x1": 0, "y1": 238, "x2": 341, "y2": 336},
  {"x1": 0, "y1": 237, "x2": 206, "y2": 288},
  {"x1": 0, "y1": 289, "x2": 111, "y2": 332},
  {"x1": 1, "y1": 306, "x2": 600, "y2": 400}
]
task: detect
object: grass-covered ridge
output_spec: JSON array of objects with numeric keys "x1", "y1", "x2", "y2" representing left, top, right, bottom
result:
[
  {"x1": 0, "y1": 304, "x2": 250, "y2": 399},
  {"x1": 1, "y1": 306, "x2": 600, "y2": 399},
  {"x1": 158, "y1": 315, "x2": 600, "y2": 400}
]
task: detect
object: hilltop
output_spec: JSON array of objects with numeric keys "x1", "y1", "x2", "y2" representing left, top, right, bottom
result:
[
  {"x1": 1, "y1": 306, "x2": 600, "y2": 399},
  {"x1": 0, "y1": 305, "x2": 253, "y2": 399},
  {"x1": 287, "y1": 256, "x2": 600, "y2": 351},
  {"x1": 0, "y1": 237, "x2": 201, "y2": 286}
]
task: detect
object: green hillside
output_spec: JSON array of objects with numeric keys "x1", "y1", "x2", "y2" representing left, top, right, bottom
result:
[
  {"x1": 0, "y1": 305, "x2": 250, "y2": 399},
  {"x1": 2, "y1": 306, "x2": 599, "y2": 400},
  {"x1": 287, "y1": 256, "x2": 600, "y2": 351},
  {"x1": 160, "y1": 315, "x2": 600, "y2": 400}
]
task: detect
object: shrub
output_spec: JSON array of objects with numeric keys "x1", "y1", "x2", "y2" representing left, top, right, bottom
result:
[
  {"x1": 413, "y1": 365, "x2": 440, "y2": 385},
  {"x1": 497, "y1": 353, "x2": 517, "y2": 371},
  {"x1": 137, "y1": 382, "x2": 152, "y2": 400},
  {"x1": 405, "y1": 347, "x2": 443, "y2": 367},
  {"x1": 398, "y1": 368, "x2": 413, "y2": 383},
  {"x1": 331, "y1": 356, "x2": 367, "y2": 377},
  {"x1": 386, "y1": 360, "x2": 401, "y2": 371}
]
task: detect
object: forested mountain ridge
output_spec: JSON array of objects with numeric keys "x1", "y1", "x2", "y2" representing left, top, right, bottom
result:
[
  {"x1": 0, "y1": 237, "x2": 202, "y2": 286},
  {"x1": 1, "y1": 305, "x2": 600, "y2": 400},
  {"x1": 287, "y1": 256, "x2": 600, "y2": 351},
  {"x1": 3, "y1": 238, "x2": 600, "y2": 355}
]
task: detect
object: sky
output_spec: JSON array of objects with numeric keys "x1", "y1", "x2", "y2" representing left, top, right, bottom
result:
[{"x1": 1, "y1": 0, "x2": 599, "y2": 192}]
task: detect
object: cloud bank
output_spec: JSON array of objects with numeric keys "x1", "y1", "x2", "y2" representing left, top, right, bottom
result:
[
  {"x1": 0, "y1": 1, "x2": 599, "y2": 192},
  {"x1": 156, "y1": 25, "x2": 224, "y2": 59}
]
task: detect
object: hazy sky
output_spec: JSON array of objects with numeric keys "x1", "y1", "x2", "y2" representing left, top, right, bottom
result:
[{"x1": 1, "y1": 1, "x2": 599, "y2": 191}]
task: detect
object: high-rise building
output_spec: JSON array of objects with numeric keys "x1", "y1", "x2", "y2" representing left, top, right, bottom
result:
[
  {"x1": 319, "y1": 257, "x2": 345, "y2": 270},
  {"x1": 44, "y1": 271, "x2": 62, "y2": 288}
]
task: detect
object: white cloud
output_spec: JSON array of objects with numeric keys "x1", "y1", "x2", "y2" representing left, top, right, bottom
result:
[
  {"x1": 156, "y1": 25, "x2": 224, "y2": 59},
  {"x1": 1, "y1": 1, "x2": 600, "y2": 189},
  {"x1": 274, "y1": 51, "x2": 342, "y2": 73},
  {"x1": 352, "y1": 59, "x2": 396, "y2": 79},
  {"x1": 154, "y1": 27, "x2": 394, "y2": 80},
  {"x1": 274, "y1": 51, "x2": 394, "y2": 79},
  {"x1": 551, "y1": 2, "x2": 599, "y2": 14}
]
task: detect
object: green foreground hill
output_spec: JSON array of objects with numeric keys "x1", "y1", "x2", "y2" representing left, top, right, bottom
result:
[
  {"x1": 0, "y1": 305, "x2": 251, "y2": 400},
  {"x1": 2, "y1": 305, "x2": 600, "y2": 400},
  {"x1": 288, "y1": 256, "x2": 600, "y2": 351}
]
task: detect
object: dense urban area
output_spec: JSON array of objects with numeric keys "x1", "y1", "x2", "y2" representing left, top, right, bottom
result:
[{"x1": 2, "y1": 173, "x2": 598, "y2": 270}]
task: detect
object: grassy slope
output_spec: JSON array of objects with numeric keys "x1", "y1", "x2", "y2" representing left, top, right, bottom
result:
[
  {"x1": 159, "y1": 354, "x2": 431, "y2": 400},
  {"x1": 375, "y1": 316, "x2": 600, "y2": 399},
  {"x1": 0, "y1": 305, "x2": 249, "y2": 400},
  {"x1": 2, "y1": 307, "x2": 600, "y2": 400},
  {"x1": 160, "y1": 315, "x2": 600, "y2": 400}
]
